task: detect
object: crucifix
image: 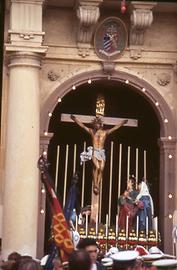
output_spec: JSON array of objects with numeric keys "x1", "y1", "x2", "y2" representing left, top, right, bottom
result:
[{"x1": 61, "y1": 95, "x2": 138, "y2": 222}]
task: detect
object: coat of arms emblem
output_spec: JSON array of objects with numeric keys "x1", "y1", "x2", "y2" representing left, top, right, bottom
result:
[{"x1": 94, "y1": 17, "x2": 128, "y2": 60}]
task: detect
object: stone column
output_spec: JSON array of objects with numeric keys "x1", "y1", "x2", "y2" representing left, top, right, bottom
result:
[
  {"x1": 2, "y1": 52, "x2": 42, "y2": 258},
  {"x1": 2, "y1": 0, "x2": 47, "y2": 258},
  {"x1": 158, "y1": 137, "x2": 176, "y2": 254}
]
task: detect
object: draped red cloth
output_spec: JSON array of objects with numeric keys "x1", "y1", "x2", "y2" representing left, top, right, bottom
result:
[
  {"x1": 119, "y1": 203, "x2": 138, "y2": 229},
  {"x1": 38, "y1": 156, "x2": 74, "y2": 262}
]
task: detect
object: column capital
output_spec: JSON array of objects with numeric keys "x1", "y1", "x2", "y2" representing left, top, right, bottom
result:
[
  {"x1": 129, "y1": 1, "x2": 157, "y2": 47},
  {"x1": 5, "y1": 44, "x2": 48, "y2": 55},
  {"x1": 76, "y1": 0, "x2": 103, "y2": 57},
  {"x1": 7, "y1": 51, "x2": 45, "y2": 69}
]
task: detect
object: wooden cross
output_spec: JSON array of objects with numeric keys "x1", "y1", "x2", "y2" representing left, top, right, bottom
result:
[
  {"x1": 61, "y1": 112, "x2": 138, "y2": 222},
  {"x1": 61, "y1": 114, "x2": 138, "y2": 127}
]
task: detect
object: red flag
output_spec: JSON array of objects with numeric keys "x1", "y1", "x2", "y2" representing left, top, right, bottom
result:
[{"x1": 38, "y1": 155, "x2": 74, "y2": 262}]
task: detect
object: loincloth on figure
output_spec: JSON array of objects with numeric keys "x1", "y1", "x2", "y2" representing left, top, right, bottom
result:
[{"x1": 80, "y1": 146, "x2": 106, "y2": 165}]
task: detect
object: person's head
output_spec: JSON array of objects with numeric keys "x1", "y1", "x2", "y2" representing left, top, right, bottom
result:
[
  {"x1": 138, "y1": 180, "x2": 149, "y2": 195},
  {"x1": 128, "y1": 176, "x2": 136, "y2": 190},
  {"x1": 5, "y1": 252, "x2": 22, "y2": 270},
  {"x1": 8, "y1": 252, "x2": 21, "y2": 262},
  {"x1": 18, "y1": 258, "x2": 42, "y2": 270},
  {"x1": 113, "y1": 260, "x2": 137, "y2": 270},
  {"x1": 123, "y1": 190, "x2": 129, "y2": 197},
  {"x1": 111, "y1": 251, "x2": 139, "y2": 270},
  {"x1": 81, "y1": 205, "x2": 91, "y2": 216},
  {"x1": 91, "y1": 117, "x2": 103, "y2": 131},
  {"x1": 77, "y1": 238, "x2": 98, "y2": 264},
  {"x1": 68, "y1": 250, "x2": 91, "y2": 270},
  {"x1": 52, "y1": 258, "x2": 64, "y2": 270},
  {"x1": 0, "y1": 261, "x2": 16, "y2": 270}
]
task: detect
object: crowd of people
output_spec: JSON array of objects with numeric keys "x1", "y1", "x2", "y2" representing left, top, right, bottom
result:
[{"x1": 1, "y1": 238, "x2": 176, "y2": 270}]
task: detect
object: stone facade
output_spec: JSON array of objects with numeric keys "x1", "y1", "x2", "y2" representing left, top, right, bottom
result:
[{"x1": 0, "y1": 0, "x2": 177, "y2": 258}]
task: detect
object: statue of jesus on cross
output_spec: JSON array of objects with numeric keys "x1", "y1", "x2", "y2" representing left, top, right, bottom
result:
[
  {"x1": 70, "y1": 114, "x2": 127, "y2": 195},
  {"x1": 61, "y1": 94, "x2": 138, "y2": 197}
]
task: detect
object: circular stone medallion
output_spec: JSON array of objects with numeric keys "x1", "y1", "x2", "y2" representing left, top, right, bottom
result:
[{"x1": 94, "y1": 17, "x2": 128, "y2": 60}]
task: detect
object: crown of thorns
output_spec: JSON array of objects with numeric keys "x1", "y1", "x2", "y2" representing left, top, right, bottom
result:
[{"x1": 91, "y1": 116, "x2": 103, "y2": 126}]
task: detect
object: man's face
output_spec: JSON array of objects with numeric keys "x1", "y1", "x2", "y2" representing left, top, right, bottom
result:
[
  {"x1": 127, "y1": 180, "x2": 133, "y2": 190},
  {"x1": 94, "y1": 122, "x2": 101, "y2": 130},
  {"x1": 85, "y1": 245, "x2": 98, "y2": 264},
  {"x1": 53, "y1": 260, "x2": 63, "y2": 270}
]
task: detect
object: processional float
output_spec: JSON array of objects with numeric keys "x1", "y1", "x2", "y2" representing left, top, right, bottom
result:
[{"x1": 55, "y1": 95, "x2": 160, "y2": 252}]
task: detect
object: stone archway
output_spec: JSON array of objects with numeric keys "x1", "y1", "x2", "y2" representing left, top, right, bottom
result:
[{"x1": 40, "y1": 70, "x2": 176, "y2": 253}]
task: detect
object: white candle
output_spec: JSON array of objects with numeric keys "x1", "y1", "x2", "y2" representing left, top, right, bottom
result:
[
  {"x1": 63, "y1": 144, "x2": 69, "y2": 207},
  {"x1": 55, "y1": 145, "x2": 60, "y2": 193},
  {"x1": 73, "y1": 144, "x2": 77, "y2": 174},
  {"x1": 116, "y1": 214, "x2": 119, "y2": 237},
  {"x1": 75, "y1": 214, "x2": 78, "y2": 232},
  {"x1": 86, "y1": 213, "x2": 88, "y2": 237},
  {"x1": 136, "y1": 216, "x2": 139, "y2": 238},
  {"x1": 144, "y1": 150, "x2": 147, "y2": 180},
  {"x1": 81, "y1": 142, "x2": 86, "y2": 208},
  {"x1": 146, "y1": 216, "x2": 148, "y2": 237},
  {"x1": 136, "y1": 148, "x2": 138, "y2": 188},
  {"x1": 118, "y1": 144, "x2": 122, "y2": 199},
  {"x1": 156, "y1": 217, "x2": 158, "y2": 242},
  {"x1": 127, "y1": 146, "x2": 130, "y2": 181},
  {"x1": 108, "y1": 142, "x2": 113, "y2": 226},
  {"x1": 126, "y1": 215, "x2": 129, "y2": 239},
  {"x1": 106, "y1": 214, "x2": 109, "y2": 238},
  {"x1": 96, "y1": 214, "x2": 98, "y2": 236}
]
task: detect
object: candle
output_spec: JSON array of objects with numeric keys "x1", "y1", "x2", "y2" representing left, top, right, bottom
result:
[
  {"x1": 63, "y1": 144, "x2": 69, "y2": 207},
  {"x1": 155, "y1": 217, "x2": 158, "y2": 242},
  {"x1": 106, "y1": 214, "x2": 109, "y2": 238},
  {"x1": 126, "y1": 215, "x2": 129, "y2": 239},
  {"x1": 144, "y1": 150, "x2": 147, "y2": 180},
  {"x1": 96, "y1": 214, "x2": 98, "y2": 236},
  {"x1": 127, "y1": 146, "x2": 130, "y2": 181},
  {"x1": 86, "y1": 213, "x2": 88, "y2": 237},
  {"x1": 146, "y1": 216, "x2": 148, "y2": 237},
  {"x1": 81, "y1": 142, "x2": 86, "y2": 208},
  {"x1": 136, "y1": 216, "x2": 139, "y2": 238},
  {"x1": 75, "y1": 214, "x2": 78, "y2": 232},
  {"x1": 136, "y1": 148, "x2": 138, "y2": 188},
  {"x1": 55, "y1": 145, "x2": 60, "y2": 193},
  {"x1": 116, "y1": 214, "x2": 119, "y2": 237},
  {"x1": 108, "y1": 142, "x2": 113, "y2": 226},
  {"x1": 118, "y1": 144, "x2": 122, "y2": 199}
]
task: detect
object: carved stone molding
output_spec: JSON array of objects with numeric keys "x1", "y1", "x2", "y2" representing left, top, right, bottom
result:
[
  {"x1": 129, "y1": 46, "x2": 142, "y2": 60},
  {"x1": 157, "y1": 73, "x2": 171, "y2": 86},
  {"x1": 101, "y1": 61, "x2": 116, "y2": 76},
  {"x1": 78, "y1": 45, "x2": 90, "y2": 58},
  {"x1": 8, "y1": 0, "x2": 45, "y2": 46},
  {"x1": 130, "y1": 1, "x2": 157, "y2": 46},
  {"x1": 47, "y1": 70, "x2": 59, "y2": 81},
  {"x1": 76, "y1": 0, "x2": 103, "y2": 57},
  {"x1": 8, "y1": 30, "x2": 45, "y2": 45}
]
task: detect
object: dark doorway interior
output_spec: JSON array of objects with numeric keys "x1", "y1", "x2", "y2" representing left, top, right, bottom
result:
[{"x1": 45, "y1": 79, "x2": 160, "y2": 251}]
